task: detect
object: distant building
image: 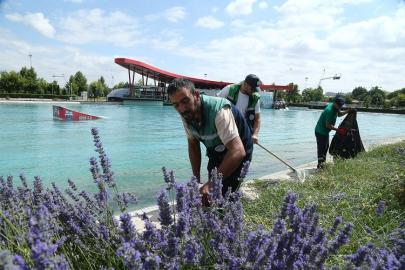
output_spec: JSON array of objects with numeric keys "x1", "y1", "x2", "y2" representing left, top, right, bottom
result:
[{"x1": 324, "y1": 92, "x2": 336, "y2": 98}]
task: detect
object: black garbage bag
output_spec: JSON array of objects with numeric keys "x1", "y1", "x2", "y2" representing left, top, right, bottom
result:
[{"x1": 329, "y1": 110, "x2": 365, "y2": 159}]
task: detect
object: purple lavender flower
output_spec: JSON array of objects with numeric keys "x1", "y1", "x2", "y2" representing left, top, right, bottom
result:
[
  {"x1": 208, "y1": 167, "x2": 224, "y2": 207},
  {"x1": 67, "y1": 178, "x2": 77, "y2": 191},
  {"x1": 162, "y1": 166, "x2": 176, "y2": 191},
  {"x1": 26, "y1": 205, "x2": 69, "y2": 269},
  {"x1": 0, "y1": 250, "x2": 22, "y2": 269},
  {"x1": 142, "y1": 252, "x2": 162, "y2": 269},
  {"x1": 156, "y1": 189, "x2": 173, "y2": 226},
  {"x1": 116, "y1": 242, "x2": 141, "y2": 269},
  {"x1": 90, "y1": 127, "x2": 116, "y2": 188},
  {"x1": 328, "y1": 223, "x2": 353, "y2": 255},
  {"x1": 119, "y1": 212, "x2": 137, "y2": 242},
  {"x1": 19, "y1": 172, "x2": 28, "y2": 188},
  {"x1": 237, "y1": 160, "x2": 250, "y2": 183},
  {"x1": 376, "y1": 200, "x2": 386, "y2": 217},
  {"x1": 328, "y1": 216, "x2": 343, "y2": 236}
]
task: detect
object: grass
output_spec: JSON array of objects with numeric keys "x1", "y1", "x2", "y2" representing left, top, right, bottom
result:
[{"x1": 242, "y1": 140, "x2": 405, "y2": 265}]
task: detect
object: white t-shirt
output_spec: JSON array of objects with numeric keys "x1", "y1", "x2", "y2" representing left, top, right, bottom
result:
[{"x1": 216, "y1": 85, "x2": 260, "y2": 118}]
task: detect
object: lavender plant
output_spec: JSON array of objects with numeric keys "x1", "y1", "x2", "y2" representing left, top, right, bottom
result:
[{"x1": 1, "y1": 128, "x2": 404, "y2": 269}]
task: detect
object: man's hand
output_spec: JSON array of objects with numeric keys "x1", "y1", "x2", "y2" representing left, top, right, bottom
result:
[
  {"x1": 252, "y1": 134, "x2": 259, "y2": 144},
  {"x1": 200, "y1": 181, "x2": 211, "y2": 206},
  {"x1": 336, "y1": 128, "x2": 347, "y2": 136}
]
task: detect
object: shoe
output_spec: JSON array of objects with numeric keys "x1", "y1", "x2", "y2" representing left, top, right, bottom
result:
[{"x1": 317, "y1": 163, "x2": 325, "y2": 170}]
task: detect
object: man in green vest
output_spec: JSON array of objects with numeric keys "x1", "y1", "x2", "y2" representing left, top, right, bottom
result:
[
  {"x1": 216, "y1": 74, "x2": 261, "y2": 144},
  {"x1": 168, "y1": 78, "x2": 254, "y2": 202},
  {"x1": 314, "y1": 97, "x2": 350, "y2": 169}
]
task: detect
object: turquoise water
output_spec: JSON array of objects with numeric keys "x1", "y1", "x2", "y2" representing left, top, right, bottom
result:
[{"x1": 0, "y1": 102, "x2": 404, "y2": 211}]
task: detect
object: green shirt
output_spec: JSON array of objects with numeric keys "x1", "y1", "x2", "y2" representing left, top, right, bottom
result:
[{"x1": 315, "y1": 103, "x2": 339, "y2": 135}]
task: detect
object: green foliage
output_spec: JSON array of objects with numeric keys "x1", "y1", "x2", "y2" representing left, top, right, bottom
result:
[
  {"x1": 243, "y1": 141, "x2": 405, "y2": 262},
  {"x1": 284, "y1": 83, "x2": 301, "y2": 103},
  {"x1": 371, "y1": 93, "x2": 384, "y2": 106},
  {"x1": 74, "y1": 71, "x2": 88, "y2": 96},
  {"x1": 115, "y1": 81, "x2": 129, "y2": 89},
  {"x1": 0, "y1": 93, "x2": 70, "y2": 99},
  {"x1": 88, "y1": 78, "x2": 107, "y2": 100},
  {"x1": 0, "y1": 70, "x2": 23, "y2": 93},
  {"x1": 395, "y1": 93, "x2": 405, "y2": 107},
  {"x1": 314, "y1": 88, "x2": 324, "y2": 101},
  {"x1": 370, "y1": 86, "x2": 385, "y2": 99},
  {"x1": 343, "y1": 93, "x2": 353, "y2": 104},
  {"x1": 302, "y1": 87, "x2": 315, "y2": 102},
  {"x1": 352, "y1": 86, "x2": 368, "y2": 100},
  {"x1": 387, "y1": 88, "x2": 405, "y2": 99}
]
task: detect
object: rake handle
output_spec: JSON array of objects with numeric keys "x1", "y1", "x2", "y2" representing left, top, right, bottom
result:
[{"x1": 257, "y1": 143, "x2": 297, "y2": 172}]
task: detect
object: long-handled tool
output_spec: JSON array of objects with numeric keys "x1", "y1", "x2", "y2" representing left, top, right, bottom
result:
[{"x1": 257, "y1": 143, "x2": 306, "y2": 182}]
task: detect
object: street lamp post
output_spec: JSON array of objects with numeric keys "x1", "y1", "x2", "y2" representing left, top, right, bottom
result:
[
  {"x1": 29, "y1": 54, "x2": 32, "y2": 68},
  {"x1": 204, "y1": 74, "x2": 207, "y2": 80},
  {"x1": 53, "y1": 74, "x2": 72, "y2": 100}
]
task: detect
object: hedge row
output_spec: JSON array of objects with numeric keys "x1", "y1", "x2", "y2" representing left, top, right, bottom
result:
[
  {"x1": 288, "y1": 103, "x2": 405, "y2": 114},
  {"x1": 0, "y1": 93, "x2": 73, "y2": 100}
]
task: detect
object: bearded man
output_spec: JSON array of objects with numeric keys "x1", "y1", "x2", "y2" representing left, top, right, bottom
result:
[{"x1": 167, "y1": 78, "x2": 253, "y2": 200}]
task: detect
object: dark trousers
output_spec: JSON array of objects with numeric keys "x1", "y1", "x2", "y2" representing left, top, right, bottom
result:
[
  {"x1": 207, "y1": 154, "x2": 252, "y2": 197},
  {"x1": 315, "y1": 131, "x2": 329, "y2": 164}
]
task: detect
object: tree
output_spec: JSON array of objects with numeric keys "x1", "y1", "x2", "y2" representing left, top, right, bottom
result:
[
  {"x1": 369, "y1": 86, "x2": 385, "y2": 99},
  {"x1": 394, "y1": 93, "x2": 405, "y2": 107},
  {"x1": 387, "y1": 88, "x2": 405, "y2": 99},
  {"x1": 0, "y1": 70, "x2": 24, "y2": 93},
  {"x1": 37, "y1": 78, "x2": 48, "y2": 94},
  {"x1": 116, "y1": 82, "x2": 129, "y2": 89},
  {"x1": 344, "y1": 93, "x2": 353, "y2": 104},
  {"x1": 371, "y1": 93, "x2": 384, "y2": 106},
  {"x1": 351, "y1": 86, "x2": 368, "y2": 100},
  {"x1": 314, "y1": 88, "x2": 324, "y2": 102},
  {"x1": 302, "y1": 88, "x2": 315, "y2": 102},
  {"x1": 276, "y1": 90, "x2": 286, "y2": 100},
  {"x1": 284, "y1": 83, "x2": 301, "y2": 103},
  {"x1": 364, "y1": 96, "x2": 370, "y2": 108},
  {"x1": 74, "y1": 71, "x2": 88, "y2": 97},
  {"x1": 19, "y1": 67, "x2": 38, "y2": 93},
  {"x1": 97, "y1": 76, "x2": 109, "y2": 97},
  {"x1": 89, "y1": 80, "x2": 105, "y2": 100}
]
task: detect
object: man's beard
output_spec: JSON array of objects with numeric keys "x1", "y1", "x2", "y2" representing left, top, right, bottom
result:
[{"x1": 182, "y1": 99, "x2": 199, "y2": 123}]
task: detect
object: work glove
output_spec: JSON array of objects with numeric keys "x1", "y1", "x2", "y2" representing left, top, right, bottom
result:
[
  {"x1": 336, "y1": 128, "x2": 347, "y2": 136},
  {"x1": 346, "y1": 108, "x2": 357, "y2": 114}
]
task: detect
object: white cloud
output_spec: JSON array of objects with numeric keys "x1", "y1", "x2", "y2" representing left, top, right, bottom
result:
[
  {"x1": 145, "y1": 6, "x2": 187, "y2": 22},
  {"x1": 64, "y1": 0, "x2": 84, "y2": 3},
  {"x1": 195, "y1": 16, "x2": 225, "y2": 29},
  {"x1": 225, "y1": 0, "x2": 258, "y2": 17},
  {"x1": 163, "y1": 7, "x2": 187, "y2": 22},
  {"x1": 258, "y1": 1, "x2": 268, "y2": 9},
  {"x1": 212, "y1": 7, "x2": 219, "y2": 13},
  {"x1": 5, "y1": 12, "x2": 55, "y2": 38},
  {"x1": 57, "y1": 9, "x2": 142, "y2": 45}
]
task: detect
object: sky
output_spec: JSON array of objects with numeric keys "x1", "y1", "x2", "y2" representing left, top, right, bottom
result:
[{"x1": 0, "y1": 0, "x2": 404, "y2": 94}]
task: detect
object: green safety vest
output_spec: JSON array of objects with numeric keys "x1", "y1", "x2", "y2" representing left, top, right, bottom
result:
[
  {"x1": 227, "y1": 82, "x2": 260, "y2": 129},
  {"x1": 186, "y1": 96, "x2": 230, "y2": 161}
]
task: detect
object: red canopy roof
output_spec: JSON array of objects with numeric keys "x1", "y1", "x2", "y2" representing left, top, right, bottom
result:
[{"x1": 115, "y1": 58, "x2": 293, "y2": 91}]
